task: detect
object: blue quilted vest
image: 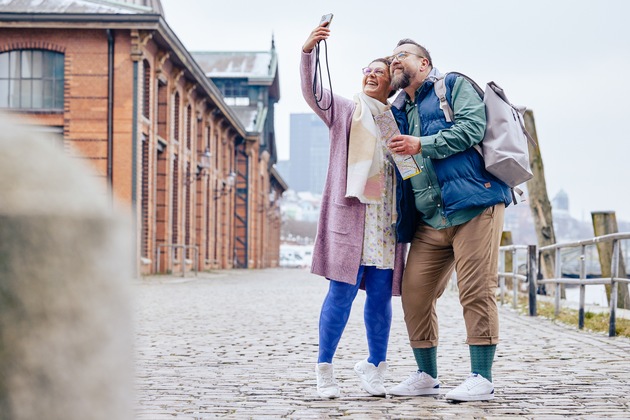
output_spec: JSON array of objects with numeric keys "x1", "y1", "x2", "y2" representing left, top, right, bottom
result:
[{"x1": 392, "y1": 73, "x2": 512, "y2": 242}]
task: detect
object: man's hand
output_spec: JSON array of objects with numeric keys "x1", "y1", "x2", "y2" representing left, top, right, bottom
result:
[{"x1": 388, "y1": 135, "x2": 422, "y2": 155}]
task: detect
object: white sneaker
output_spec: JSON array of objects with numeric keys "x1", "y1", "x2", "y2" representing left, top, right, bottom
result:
[
  {"x1": 389, "y1": 371, "x2": 440, "y2": 396},
  {"x1": 315, "y1": 363, "x2": 340, "y2": 399},
  {"x1": 353, "y1": 359, "x2": 387, "y2": 396},
  {"x1": 445, "y1": 373, "x2": 495, "y2": 402}
]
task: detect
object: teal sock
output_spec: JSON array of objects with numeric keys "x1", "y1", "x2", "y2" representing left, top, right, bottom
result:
[
  {"x1": 412, "y1": 347, "x2": 437, "y2": 379},
  {"x1": 469, "y1": 345, "x2": 496, "y2": 382}
]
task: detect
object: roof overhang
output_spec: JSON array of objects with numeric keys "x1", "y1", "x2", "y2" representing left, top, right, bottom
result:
[{"x1": 0, "y1": 12, "x2": 260, "y2": 139}]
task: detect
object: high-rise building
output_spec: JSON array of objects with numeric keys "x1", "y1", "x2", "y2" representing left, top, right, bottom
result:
[{"x1": 282, "y1": 113, "x2": 329, "y2": 194}]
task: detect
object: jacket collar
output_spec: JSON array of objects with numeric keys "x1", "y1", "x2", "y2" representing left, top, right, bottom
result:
[{"x1": 391, "y1": 67, "x2": 443, "y2": 110}]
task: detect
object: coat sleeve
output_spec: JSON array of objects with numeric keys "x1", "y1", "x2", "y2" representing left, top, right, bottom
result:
[
  {"x1": 420, "y1": 77, "x2": 486, "y2": 159},
  {"x1": 300, "y1": 50, "x2": 352, "y2": 128}
]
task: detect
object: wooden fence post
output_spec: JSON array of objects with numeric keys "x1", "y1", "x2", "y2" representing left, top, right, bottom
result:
[
  {"x1": 524, "y1": 110, "x2": 560, "y2": 296},
  {"x1": 501, "y1": 231, "x2": 513, "y2": 290},
  {"x1": 591, "y1": 211, "x2": 629, "y2": 309}
]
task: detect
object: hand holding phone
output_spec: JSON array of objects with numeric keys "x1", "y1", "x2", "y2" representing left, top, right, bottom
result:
[{"x1": 319, "y1": 13, "x2": 333, "y2": 27}]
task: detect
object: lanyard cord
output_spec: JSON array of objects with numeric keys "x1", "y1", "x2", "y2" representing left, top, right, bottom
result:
[{"x1": 312, "y1": 39, "x2": 334, "y2": 111}]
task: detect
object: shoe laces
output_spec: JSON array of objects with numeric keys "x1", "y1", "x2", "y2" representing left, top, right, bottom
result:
[
  {"x1": 461, "y1": 373, "x2": 486, "y2": 390},
  {"x1": 318, "y1": 368, "x2": 335, "y2": 386},
  {"x1": 402, "y1": 371, "x2": 424, "y2": 385},
  {"x1": 371, "y1": 366, "x2": 385, "y2": 384}
]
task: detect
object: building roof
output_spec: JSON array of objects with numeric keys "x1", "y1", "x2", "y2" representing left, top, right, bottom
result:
[
  {"x1": 231, "y1": 106, "x2": 259, "y2": 133},
  {"x1": 192, "y1": 50, "x2": 277, "y2": 85},
  {"x1": 191, "y1": 43, "x2": 280, "y2": 132},
  {"x1": 0, "y1": 0, "x2": 164, "y2": 15}
]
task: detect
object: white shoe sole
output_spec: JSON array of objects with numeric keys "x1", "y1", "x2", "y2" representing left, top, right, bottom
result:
[
  {"x1": 317, "y1": 389, "x2": 340, "y2": 399},
  {"x1": 388, "y1": 387, "x2": 440, "y2": 397},
  {"x1": 360, "y1": 384, "x2": 386, "y2": 397},
  {"x1": 446, "y1": 392, "x2": 494, "y2": 402}
]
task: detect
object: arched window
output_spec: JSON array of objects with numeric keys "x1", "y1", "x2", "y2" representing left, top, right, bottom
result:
[
  {"x1": 0, "y1": 49, "x2": 64, "y2": 110},
  {"x1": 186, "y1": 104, "x2": 192, "y2": 150},
  {"x1": 173, "y1": 91, "x2": 180, "y2": 142},
  {"x1": 142, "y1": 59, "x2": 151, "y2": 119}
]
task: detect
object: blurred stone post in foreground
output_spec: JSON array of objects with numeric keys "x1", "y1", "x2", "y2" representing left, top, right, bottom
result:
[{"x1": 0, "y1": 114, "x2": 134, "y2": 420}]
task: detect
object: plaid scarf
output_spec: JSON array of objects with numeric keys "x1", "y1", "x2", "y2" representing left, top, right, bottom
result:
[{"x1": 345, "y1": 92, "x2": 390, "y2": 204}]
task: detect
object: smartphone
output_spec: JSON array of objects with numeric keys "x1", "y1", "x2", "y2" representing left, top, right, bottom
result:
[{"x1": 319, "y1": 13, "x2": 333, "y2": 27}]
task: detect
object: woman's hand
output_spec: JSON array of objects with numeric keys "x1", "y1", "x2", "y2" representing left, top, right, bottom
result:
[
  {"x1": 389, "y1": 135, "x2": 422, "y2": 155},
  {"x1": 302, "y1": 25, "x2": 330, "y2": 53}
]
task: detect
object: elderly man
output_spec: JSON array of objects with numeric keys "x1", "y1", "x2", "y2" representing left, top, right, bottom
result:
[{"x1": 386, "y1": 39, "x2": 512, "y2": 402}]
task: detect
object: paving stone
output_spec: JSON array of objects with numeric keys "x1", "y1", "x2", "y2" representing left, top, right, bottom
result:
[{"x1": 135, "y1": 268, "x2": 630, "y2": 418}]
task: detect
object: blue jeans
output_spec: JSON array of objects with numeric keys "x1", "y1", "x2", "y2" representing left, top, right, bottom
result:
[{"x1": 318, "y1": 265, "x2": 393, "y2": 365}]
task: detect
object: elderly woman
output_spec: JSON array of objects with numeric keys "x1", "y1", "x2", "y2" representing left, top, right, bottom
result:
[{"x1": 300, "y1": 23, "x2": 406, "y2": 398}]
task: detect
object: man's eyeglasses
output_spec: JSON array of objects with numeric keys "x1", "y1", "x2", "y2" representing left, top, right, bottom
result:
[
  {"x1": 388, "y1": 51, "x2": 425, "y2": 63},
  {"x1": 362, "y1": 67, "x2": 387, "y2": 77}
]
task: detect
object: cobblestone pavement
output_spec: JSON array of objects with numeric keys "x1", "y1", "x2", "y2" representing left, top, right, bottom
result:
[{"x1": 135, "y1": 268, "x2": 630, "y2": 419}]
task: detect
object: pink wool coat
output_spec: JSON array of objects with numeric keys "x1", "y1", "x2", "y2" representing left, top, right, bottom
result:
[{"x1": 300, "y1": 51, "x2": 405, "y2": 296}]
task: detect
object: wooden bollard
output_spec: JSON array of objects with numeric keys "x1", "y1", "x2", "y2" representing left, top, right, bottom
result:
[
  {"x1": 501, "y1": 231, "x2": 514, "y2": 290},
  {"x1": 591, "y1": 211, "x2": 629, "y2": 309},
  {"x1": 524, "y1": 110, "x2": 561, "y2": 298},
  {"x1": 0, "y1": 115, "x2": 134, "y2": 420}
]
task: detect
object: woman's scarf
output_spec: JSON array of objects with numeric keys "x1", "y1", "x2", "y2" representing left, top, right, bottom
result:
[{"x1": 345, "y1": 92, "x2": 390, "y2": 204}]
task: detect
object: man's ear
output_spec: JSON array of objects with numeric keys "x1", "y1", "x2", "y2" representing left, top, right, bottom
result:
[{"x1": 418, "y1": 57, "x2": 430, "y2": 72}]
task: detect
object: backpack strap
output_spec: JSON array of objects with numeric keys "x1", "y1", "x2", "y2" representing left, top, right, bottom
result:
[
  {"x1": 436, "y1": 74, "x2": 483, "y2": 157},
  {"x1": 434, "y1": 76, "x2": 454, "y2": 123},
  {"x1": 434, "y1": 72, "x2": 484, "y2": 122},
  {"x1": 435, "y1": 73, "x2": 528, "y2": 205},
  {"x1": 512, "y1": 186, "x2": 526, "y2": 204}
]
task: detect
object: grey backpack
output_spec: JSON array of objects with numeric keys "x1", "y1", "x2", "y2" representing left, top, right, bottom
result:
[{"x1": 434, "y1": 72, "x2": 536, "y2": 202}]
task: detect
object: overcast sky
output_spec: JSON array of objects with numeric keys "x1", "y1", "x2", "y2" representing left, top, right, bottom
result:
[{"x1": 160, "y1": 0, "x2": 630, "y2": 222}]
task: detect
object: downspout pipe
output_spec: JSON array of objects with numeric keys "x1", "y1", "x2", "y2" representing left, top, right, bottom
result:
[
  {"x1": 131, "y1": 56, "x2": 139, "y2": 278},
  {"x1": 106, "y1": 29, "x2": 114, "y2": 200}
]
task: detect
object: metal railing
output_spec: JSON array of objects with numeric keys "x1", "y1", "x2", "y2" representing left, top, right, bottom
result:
[
  {"x1": 498, "y1": 232, "x2": 630, "y2": 337},
  {"x1": 537, "y1": 233, "x2": 630, "y2": 336},
  {"x1": 498, "y1": 244, "x2": 537, "y2": 316},
  {"x1": 156, "y1": 244, "x2": 199, "y2": 277}
]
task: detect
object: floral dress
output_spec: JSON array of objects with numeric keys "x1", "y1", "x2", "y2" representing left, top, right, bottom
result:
[{"x1": 360, "y1": 139, "x2": 396, "y2": 270}]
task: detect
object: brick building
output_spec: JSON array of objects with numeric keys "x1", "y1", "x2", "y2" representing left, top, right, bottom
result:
[{"x1": 0, "y1": 0, "x2": 287, "y2": 274}]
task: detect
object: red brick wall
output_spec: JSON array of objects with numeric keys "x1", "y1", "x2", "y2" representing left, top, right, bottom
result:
[{"x1": 0, "y1": 25, "x2": 282, "y2": 274}]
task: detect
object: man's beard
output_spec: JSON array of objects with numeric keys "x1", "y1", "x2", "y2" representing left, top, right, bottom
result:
[{"x1": 391, "y1": 68, "x2": 411, "y2": 90}]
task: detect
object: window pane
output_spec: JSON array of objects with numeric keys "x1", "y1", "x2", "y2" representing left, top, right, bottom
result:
[
  {"x1": 42, "y1": 51, "x2": 53, "y2": 77},
  {"x1": 32, "y1": 51, "x2": 43, "y2": 78},
  {"x1": 43, "y1": 80, "x2": 53, "y2": 108},
  {"x1": 20, "y1": 79, "x2": 32, "y2": 108},
  {"x1": 0, "y1": 53, "x2": 8, "y2": 78},
  {"x1": 53, "y1": 53, "x2": 64, "y2": 79},
  {"x1": 0, "y1": 50, "x2": 65, "y2": 109},
  {"x1": 21, "y1": 50, "x2": 32, "y2": 78},
  {"x1": 8, "y1": 80, "x2": 19, "y2": 107},
  {"x1": 9, "y1": 51, "x2": 20, "y2": 78},
  {"x1": 32, "y1": 80, "x2": 43, "y2": 108},
  {"x1": 54, "y1": 79, "x2": 64, "y2": 108},
  {"x1": 0, "y1": 80, "x2": 8, "y2": 107}
]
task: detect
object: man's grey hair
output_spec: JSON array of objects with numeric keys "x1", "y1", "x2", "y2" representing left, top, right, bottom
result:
[{"x1": 396, "y1": 38, "x2": 433, "y2": 66}]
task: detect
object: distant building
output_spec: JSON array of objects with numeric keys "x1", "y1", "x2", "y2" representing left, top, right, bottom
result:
[
  {"x1": 281, "y1": 113, "x2": 329, "y2": 194},
  {"x1": 552, "y1": 189, "x2": 569, "y2": 213},
  {"x1": 551, "y1": 189, "x2": 593, "y2": 241},
  {"x1": 280, "y1": 190, "x2": 321, "y2": 223},
  {"x1": 191, "y1": 42, "x2": 286, "y2": 268},
  {"x1": 191, "y1": 42, "x2": 280, "y2": 166}
]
